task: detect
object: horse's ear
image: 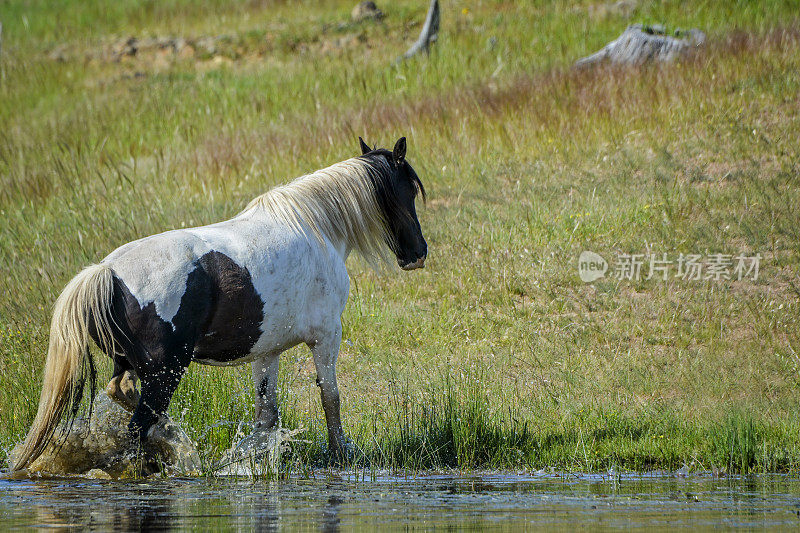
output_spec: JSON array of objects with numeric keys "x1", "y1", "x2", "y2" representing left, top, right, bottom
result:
[
  {"x1": 359, "y1": 137, "x2": 371, "y2": 155},
  {"x1": 392, "y1": 137, "x2": 407, "y2": 164}
]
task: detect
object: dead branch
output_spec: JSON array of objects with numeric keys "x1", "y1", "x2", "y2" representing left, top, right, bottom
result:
[{"x1": 399, "y1": 0, "x2": 440, "y2": 61}]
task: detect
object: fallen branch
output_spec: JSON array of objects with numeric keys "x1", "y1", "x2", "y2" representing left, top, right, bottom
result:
[
  {"x1": 399, "y1": 0, "x2": 440, "y2": 61},
  {"x1": 575, "y1": 24, "x2": 705, "y2": 68}
]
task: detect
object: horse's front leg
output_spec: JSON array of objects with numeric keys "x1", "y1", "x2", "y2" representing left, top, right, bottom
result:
[
  {"x1": 251, "y1": 355, "x2": 280, "y2": 430},
  {"x1": 308, "y1": 330, "x2": 348, "y2": 462}
]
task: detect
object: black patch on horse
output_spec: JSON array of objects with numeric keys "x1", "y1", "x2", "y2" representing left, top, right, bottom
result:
[
  {"x1": 103, "y1": 251, "x2": 265, "y2": 373},
  {"x1": 192, "y1": 251, "x2": 265, "y2": 363}
]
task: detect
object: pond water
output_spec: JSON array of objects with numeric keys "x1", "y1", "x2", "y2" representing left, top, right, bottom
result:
[{"x1": 1, "y1": 472, "x2": 799, "y2": 530}]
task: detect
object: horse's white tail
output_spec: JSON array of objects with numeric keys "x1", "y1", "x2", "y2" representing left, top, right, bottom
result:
[{"x1": 12, "y1": 263, "x2": 115, "y2": 472}]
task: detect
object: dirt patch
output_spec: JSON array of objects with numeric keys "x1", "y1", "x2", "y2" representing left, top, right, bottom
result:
[{"x1": 47, "y1": 13, "x2": 386, "y2": 72}]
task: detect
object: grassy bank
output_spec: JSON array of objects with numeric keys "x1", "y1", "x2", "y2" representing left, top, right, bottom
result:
[{"x1": 1, "y1": 0, "x2": 799, "y2": 474}]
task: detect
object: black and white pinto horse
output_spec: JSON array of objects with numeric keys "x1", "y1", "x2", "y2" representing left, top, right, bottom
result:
[{"x1": 13, "y1": 137, "x2": 426, "y2": 471}]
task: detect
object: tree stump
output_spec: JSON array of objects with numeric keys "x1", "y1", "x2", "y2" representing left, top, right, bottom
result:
[{"x1": 575, "y1": 24, "x2": 705, "y2": 67}]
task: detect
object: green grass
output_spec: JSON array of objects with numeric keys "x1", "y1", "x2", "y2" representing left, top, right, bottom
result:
[{"x1": 2, "y1": 0, "x2": 800, "y2": 474}]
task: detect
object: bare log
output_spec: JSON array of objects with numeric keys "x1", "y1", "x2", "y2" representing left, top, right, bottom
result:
[
  {"x1": 399, "y1": 0, "x2": 440, "y2": 61},
  {"x1": 575, "y1": 24, "x2": 705, "y2": 68}
]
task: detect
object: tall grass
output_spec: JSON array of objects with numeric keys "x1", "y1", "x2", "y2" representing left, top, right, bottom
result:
[{"x1": 2, "y1": 1, "x2": 800, "y2": 473}]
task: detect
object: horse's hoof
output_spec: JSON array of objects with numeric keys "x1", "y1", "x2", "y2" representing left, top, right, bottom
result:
[{"x1": 105, "y1": 372, "x2": 140, "y2": 413}]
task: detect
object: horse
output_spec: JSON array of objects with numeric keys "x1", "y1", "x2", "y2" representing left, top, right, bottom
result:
[{"x1": 12, "y1": 136, "x2": 427, "y2": 471}]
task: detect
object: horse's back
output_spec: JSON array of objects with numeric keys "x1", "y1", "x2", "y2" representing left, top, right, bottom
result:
[{"x1": 104, "y1": 229, "x2": 213, "y2": 325}]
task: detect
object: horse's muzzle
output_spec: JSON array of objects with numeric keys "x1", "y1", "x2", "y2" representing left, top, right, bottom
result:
[{"x1": 400, "y1": 256, "x2": 426, "y2": 270}]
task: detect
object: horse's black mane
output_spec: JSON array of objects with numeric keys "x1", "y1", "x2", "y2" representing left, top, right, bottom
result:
[{"x1": 359, "y1": 149, "x2": 426, "y2": 201}]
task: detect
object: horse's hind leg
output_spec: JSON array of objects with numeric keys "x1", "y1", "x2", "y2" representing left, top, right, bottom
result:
[
  {"x1": 106, "y1": 358, "x2": 140, "y2": 412},
  {"x1": 129, "y1": 357, "x2": 188, "y2": 442},
  {"x1": 107, "y1": 371, "x2": 139, "y2": 412}
]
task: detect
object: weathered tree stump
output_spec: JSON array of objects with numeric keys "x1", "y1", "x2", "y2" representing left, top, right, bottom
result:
[{"x1": 575, "y1": 24, "x2": 705, "y2": 67}]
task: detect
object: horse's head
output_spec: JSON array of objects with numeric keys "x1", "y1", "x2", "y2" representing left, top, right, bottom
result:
[{"x1": 359, "y1": 136, "x2": 427, "y2": 270}]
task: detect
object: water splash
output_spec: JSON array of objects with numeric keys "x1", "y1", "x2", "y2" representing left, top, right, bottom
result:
[
  {"x1": 8, "y1": 393, "x2": 201, "y2": 478},
  {"x1": 213, "y1": 425, "x2": 306, "y2": 476}
]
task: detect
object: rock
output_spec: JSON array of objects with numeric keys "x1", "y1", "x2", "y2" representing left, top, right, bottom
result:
[
  {"x1": 114, "y1": 37, "x2": 138, "y2": 58},
  {"x1": 196, "y1": 36, "x2": 217, "y2": 56},
  {"x1": 85, "y1": 468, "x2": 112, "y2": 480},
  {"x1": 575, "y1": 23, "x2": 705, "y2": 67},
  {"x1": 352, "y1": 1, "x2": 384, "y2": 22}
]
